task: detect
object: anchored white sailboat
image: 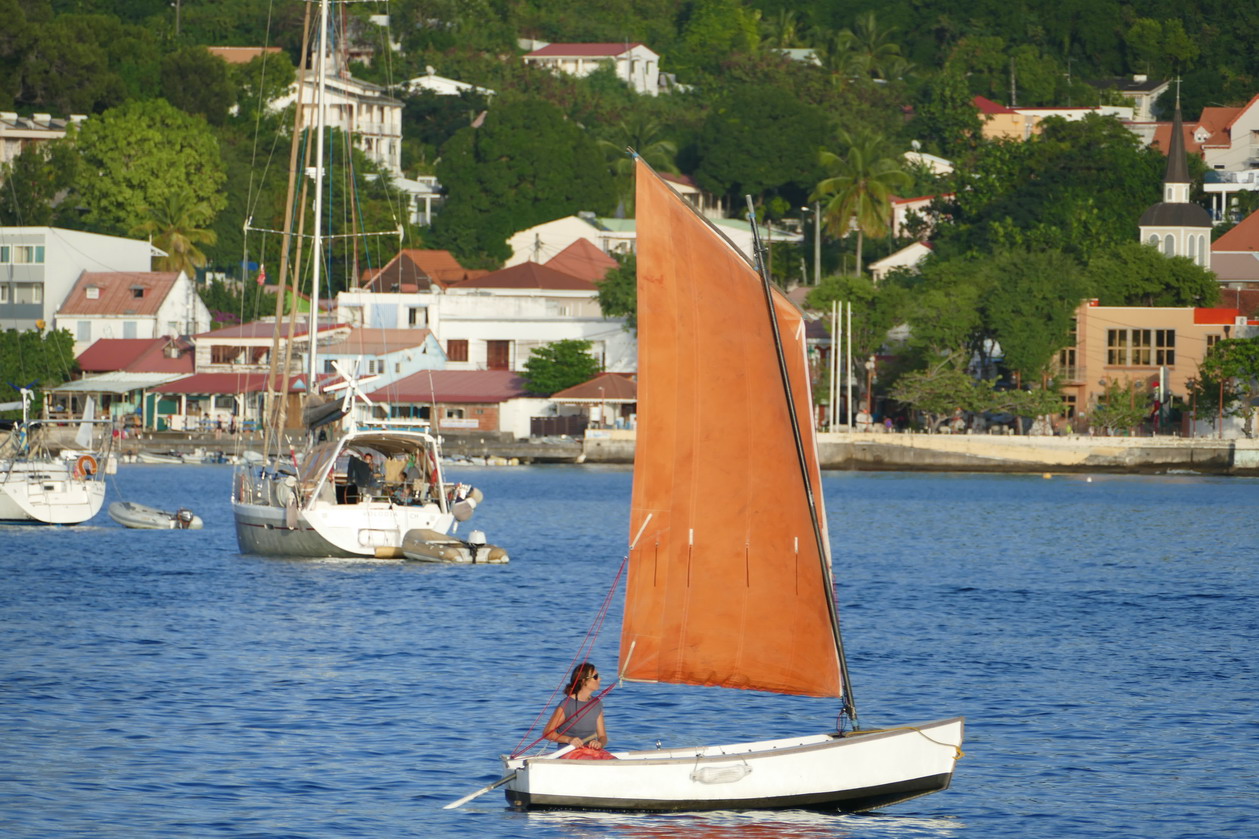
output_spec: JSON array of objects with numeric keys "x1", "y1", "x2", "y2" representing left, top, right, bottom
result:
[
  {"x1": 230, "y1": 0, "x2": 500, "y2": 560},
  {"x1": 489, "y1": 160, "x2": 962, "y2": 811},
  {"x1": 0, "y1": 389, "x2": 107, "y2": 525}
]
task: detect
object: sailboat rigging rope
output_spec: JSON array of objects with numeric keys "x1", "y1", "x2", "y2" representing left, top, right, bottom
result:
[
  {"x1": 854, "y1": 725, "x2": 966, "y2": 760},
  {"x1": 509, "y1": 553, "x2": 630, "y2": 758}
]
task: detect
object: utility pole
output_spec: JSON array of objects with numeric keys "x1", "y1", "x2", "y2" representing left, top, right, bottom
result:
[{"x1": 813, "y1": 201, "x2": 821, "y2": 285}]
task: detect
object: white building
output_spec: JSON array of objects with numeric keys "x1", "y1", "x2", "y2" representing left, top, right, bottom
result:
[
  {"x1": 1, "y1": 112, "x2": 87, "y2": 168},
  {"x1": 0, "y1": 227, "x2": 158, "y2": 332},
  {"x1": 318, "y1": 327, "x2": 445, "y2": 389},
  {"x1": 505, "y1": 213, "x2": 801, "y2": 268},
  {"x1": 335, "y1": 261, "x2": 637, "y2": 377},
  {"x1": 272, "y1": 58, "x2": 404, "y2": 174},
  {"x1": 402, "y1": 67, "x2": 495, "y2": 98},
  {"x1": 869, "y1": 242, "x2": 933, "y2": 284},
  {"x1": 56, "y1": 270, "x2": 212, "y2": 355},
  {"x1": 523, "y1": 43, "x2": 661, "y2": 96}
]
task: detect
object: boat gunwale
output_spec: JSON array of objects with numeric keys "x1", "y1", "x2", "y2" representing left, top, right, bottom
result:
[{"x1": 511, "y1": 716, "x2": 964, "y2": 769}]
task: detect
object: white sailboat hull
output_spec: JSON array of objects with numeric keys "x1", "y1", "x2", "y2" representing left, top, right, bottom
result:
[
  {"x1": 233, "y1": 497, "x2": 457, "y2": 558},
  {"x1": 503, "y1": 717, "x2": 963, "y2": 812},
  {"x1": 0, "y1": 462, "x2": 106, "y2": 525}
]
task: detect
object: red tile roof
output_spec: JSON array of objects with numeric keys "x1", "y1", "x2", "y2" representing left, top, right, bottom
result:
[
  {"x1": 151, "y1": 372, "x2": 306, "y2": 395},
  {"x1": 544, "y1": 238, "x2": 618, "y2": 283},
  {"x1": 59, "y1": 272, "x2": 179, "y2": 317},
  {"x1": 551, "y1": 372, "x2": 636, "y2": 402},
  {"x1": 456, "y1": 261, "x2": 597, "y2": 291},
  {"x1": 1149, "y1": 122, "x2": 1204, "y2": 156},
  {"x1": 527, "y1": 43, "x2": 645, "y2": 57},
  {"x1": 368, "y1": 369, "x2": 529, "y2": 404},
  {"x1": 77, "y1": 337, "x2": 193, "y2": 374},
  {"x1": 973, "y1": 95, "x2": 1015, "y2": 115},
  {"x1": 359, "y1": 249, "x2": 484, "y2": 292},
  {"x1": 1212, "y1": 211, "x2": 1259, "y2": 252}
]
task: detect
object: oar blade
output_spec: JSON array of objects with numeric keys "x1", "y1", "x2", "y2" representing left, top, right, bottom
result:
[{"x1": 443, "y1": 772, "x2": 517, "y2": 810}]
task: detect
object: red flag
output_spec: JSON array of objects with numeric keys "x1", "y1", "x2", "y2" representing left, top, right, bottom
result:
[{"x1": 256, "y1": 264, "x2": 267, "y2": 286}]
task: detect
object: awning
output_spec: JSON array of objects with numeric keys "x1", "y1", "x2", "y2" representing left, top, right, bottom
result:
[{"x1": 49, "y1": 372, "x2": 190, "y2": 394}]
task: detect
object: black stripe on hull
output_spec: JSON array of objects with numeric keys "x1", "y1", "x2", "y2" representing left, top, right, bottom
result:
[{"x1": 505, "y1": 771, "x2": 954, "y2": 813}]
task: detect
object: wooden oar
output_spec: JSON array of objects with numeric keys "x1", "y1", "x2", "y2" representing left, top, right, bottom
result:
[
  {"x1": 443, "y1": 742, "x2": 584, "y2": 810},
  {"x1": 442, "y1": 772, "x2": 517, "y2": 810}
]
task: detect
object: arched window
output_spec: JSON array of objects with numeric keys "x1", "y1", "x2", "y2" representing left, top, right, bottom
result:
[
  {"x1": 1164, "y1": 234, "x2": 1175, "y2": 255},
  {"x1": 1189, "y1": 235, "x2": 1197, "y2": 261},
  {"x1": 1147, "y1": 235, "x2": 1160, "y2": 247},
  {"x1": 1200, "y1": 235, "x2": 1208, "y2": 266}
]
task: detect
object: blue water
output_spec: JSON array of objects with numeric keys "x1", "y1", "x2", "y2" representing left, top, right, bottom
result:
[{"x1": 1, "y1": 465, "x2": 1256, "y2": 838}]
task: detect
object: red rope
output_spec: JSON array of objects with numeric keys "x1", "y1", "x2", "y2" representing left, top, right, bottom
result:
[{"x1": 510, "y1": 554, "x2": 629, "y2": 758}]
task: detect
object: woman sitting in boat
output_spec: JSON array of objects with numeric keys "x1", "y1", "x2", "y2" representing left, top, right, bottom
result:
[{"x1": 544, "y1": 662, "x2": 608, "y2": 750}]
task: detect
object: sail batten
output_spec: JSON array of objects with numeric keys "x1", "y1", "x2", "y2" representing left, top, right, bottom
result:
[{"x1": 620, "y1": 160, "x2": 843, "y2": 699}]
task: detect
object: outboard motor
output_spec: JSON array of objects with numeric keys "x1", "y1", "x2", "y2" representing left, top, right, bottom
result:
[{"x1": 176, "y1": 508, "x2": 195, "y2": 529}]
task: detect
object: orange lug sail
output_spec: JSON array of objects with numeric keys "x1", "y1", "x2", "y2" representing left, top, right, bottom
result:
[{"x1": 619, "y1": 159, "x2": 843, "y2": 699}]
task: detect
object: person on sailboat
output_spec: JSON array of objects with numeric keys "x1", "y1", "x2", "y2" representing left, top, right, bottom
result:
[{"x1": 544, "y1": 663, "x2": 608, "y2": 750}]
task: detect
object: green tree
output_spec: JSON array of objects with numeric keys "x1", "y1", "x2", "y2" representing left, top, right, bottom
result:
[
  {"x1": 894, "y1": 255, "x2": 988, "y2": 359},
  {"x1": 813, "y1": 128, "x2": 911, "y2": 276},
  {"x1": 0, "y1": 327, "x2": 77, "y2": 419},
  {"x1": 940, "y1": 114, "x2": 1164, "y2": 260},
  {"x1": 1090, "y1": 379, "x2": 1153, "y2": 435},
  {"x1": 230, "y1": 51, "x2": 297, "y2": 132},
  {"x1": 71, "y1": 98, "x2": 227, "y2": 237},
  {"x1": 1192, "y1": 337, "x2": 1259, "y2": 437},
  {"x1": 889, "y1": 352, "x2": 990, "y2": 431},
  {"x1": 912, "y1": 68, "x2": 982, "y2": 157},
  {"x1": 522, "y1": 339, "x2": 602, "y2": 396},
  {"x1": 161, "y1": 46, "x2": 235, "y2": 126},
  {"x1": 695, "y1": 84, "x2": 830, "y2": 207},
  {"x1": 595, "y1": 253, "x2": 637, "y2": 332},
  {"x1": 982, "y1": 249, "x2": 1088, "y2": 382},
  {"x1": 598, "y1": 115, "x2": 678, "y2": 216},
  {"x1": 805, "y1": 273, "x2": 907, "y2": 362},
  {"x1": 431, "y1": 96, "x2": 615, "y2": 264},
  {"x1": 841, "y1": 11, "x2": 906, "y2": 81},
  {"x1": 198, "y1": 279, "x2": 278, "y2": 329},
  {"x1": 0, "y1": 140, "x2": 77, "y2": 227},
  {"x1": 18, "y1": 15, "x2": 123, "y2": 113},
  {"x1": 672, "y1": 0, "x2": 760, "y2": 81},
  {"x1": 131, "y1": 193, "x2": 219, "y2": 278},
  {"x1": 1084, "y1": 242, "x2": 1221, "y2": 307}
]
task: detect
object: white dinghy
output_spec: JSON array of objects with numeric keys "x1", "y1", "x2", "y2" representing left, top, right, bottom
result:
[
  {"x1": 109, "y1": 501, "x2": 202, "y2": 530},
  {"x1": 475, "y1": 160, "x2": 963, "y2": 813}
]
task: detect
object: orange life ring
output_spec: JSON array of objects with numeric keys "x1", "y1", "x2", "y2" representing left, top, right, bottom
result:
[{"x1": 74, "y1": 454, "x2": 98, "y2": 479}]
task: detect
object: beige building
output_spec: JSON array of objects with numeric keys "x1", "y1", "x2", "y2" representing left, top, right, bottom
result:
[{"x1": 1056, "y1": 301, "x2": 1247, "y2": 416}]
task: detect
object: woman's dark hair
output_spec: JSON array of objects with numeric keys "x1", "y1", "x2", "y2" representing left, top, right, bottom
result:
[{"x1": 565, "y1": 661, "x2": 597, "y2": 696}]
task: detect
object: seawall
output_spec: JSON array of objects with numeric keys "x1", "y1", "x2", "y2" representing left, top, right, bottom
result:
[{"x1": 582, "y1": 429, "x2": 1259, "y2": 475}]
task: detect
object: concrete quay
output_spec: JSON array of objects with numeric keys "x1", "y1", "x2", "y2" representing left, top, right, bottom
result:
[
  {"x1": 99, "y1": 428, "x2": 1259, "y2": 475},
  {"x1": 580, "y1": 429, "x2": 1259, "y2": 475}
]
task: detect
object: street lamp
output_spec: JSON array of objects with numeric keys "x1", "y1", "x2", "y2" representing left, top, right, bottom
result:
[{"x1": 800, "y1": 202, "x2": 821, "y2": 284}]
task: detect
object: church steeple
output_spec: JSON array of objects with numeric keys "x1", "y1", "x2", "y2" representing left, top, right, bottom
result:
[
  {"x1": 1163, "y1": 96, "x2": 1191, "y2": 200},
  {"x1": 1138, "y1": 83, "x2": 1211, "y2": 267}
]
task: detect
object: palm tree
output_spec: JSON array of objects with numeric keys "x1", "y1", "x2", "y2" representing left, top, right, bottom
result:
[
  {"x1": 131, "y1": 192, "x2": 218, "y2": 278},
  {"x1": 842, "y1": 11, "x2": 904, "y2": 81},
  {"x1": 812, "y1": 129, "x2": 911, "y2": 277},
  {"x1": 598, "y1": 114, "x2": 679, "y2": 216},
  {"x1": 761, "y1": 9, "x2": 800, "y2": 49}
]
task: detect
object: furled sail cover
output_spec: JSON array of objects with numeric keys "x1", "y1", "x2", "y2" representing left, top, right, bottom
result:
[{"x1": 619, "y1": 159, "x2": 842, "y2": 699}]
